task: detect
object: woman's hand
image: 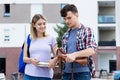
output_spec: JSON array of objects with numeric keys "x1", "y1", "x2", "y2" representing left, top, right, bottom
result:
[
  {"x1": 49, "y1": 57, "x2": 58, "y2": 68},
  {"x1": 30, "y1": 58, "x2": 39, "y2": 66}
]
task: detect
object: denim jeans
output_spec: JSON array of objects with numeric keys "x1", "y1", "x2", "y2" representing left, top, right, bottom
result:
[
  {"x1": 23, "y1": 74, "x2": 52, "y2": 80},
  {"x1": 62, "y1": 72, "x2": 91, "y2": 80}
]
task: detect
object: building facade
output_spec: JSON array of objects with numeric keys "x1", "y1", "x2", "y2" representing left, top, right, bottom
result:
[{"x1": 0, "y1": 0, "x2": 120, "y2": 79}]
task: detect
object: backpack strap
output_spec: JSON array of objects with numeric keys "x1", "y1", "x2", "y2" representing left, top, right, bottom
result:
[
  {"x1": 27, "y1": 34, "x2": 31, "y2": 57},
  {"x1": 27, "y1": 34, "x2": 31, "y2": 46},
  {"x1": 21, "y1": 34, "x2": 31, "y2": 50}
]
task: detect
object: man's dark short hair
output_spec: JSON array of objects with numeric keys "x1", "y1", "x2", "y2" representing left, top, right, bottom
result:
[{"x1": 60, "y1": 4, "x2": 78, "y2": 17}]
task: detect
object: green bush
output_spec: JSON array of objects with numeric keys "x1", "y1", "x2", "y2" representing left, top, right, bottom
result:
[{"x1": 54, "y1": 23, "x2": 68, "y2": 48}]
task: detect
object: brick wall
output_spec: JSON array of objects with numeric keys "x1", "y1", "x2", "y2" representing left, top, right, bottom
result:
[
  {"x1": 0, "y1": 47, "x2": 21, "y2": 80},
  {"x1": 116, "y1": 47, "x2": 120, "y2": 70}
]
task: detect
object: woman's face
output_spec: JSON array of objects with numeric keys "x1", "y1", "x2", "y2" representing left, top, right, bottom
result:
[{"x1": 33, "y1": 18, "x2": 46, "y2": 34}]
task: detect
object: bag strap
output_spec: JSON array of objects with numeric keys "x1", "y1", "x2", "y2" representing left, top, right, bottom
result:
[
  {"x1": 56, "y1": 48, "x2": 74, "y2": 80},
  {"x1": 71, "y1": 63, "x2": 74, "y2": 80},
  {"x1": 27, "y1": 34, "x2": 31, "y2": 57},
  {"x1": 27, "y1": 34, "x2": 31, "y2": 46}
]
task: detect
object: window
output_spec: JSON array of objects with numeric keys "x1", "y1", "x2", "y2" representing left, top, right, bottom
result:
[
  {"x1": 98, "y1": 15, "x2": 115, "y2": 23},
  {"x1": 0, "y1": 58, "x2": 6, "y2": 74},
  {"x1": 61, "y1": 4, "x2": 66, "y2": 8},
  {"x1": 4, "y1": 4, "x2": 10, "y2": 17},
  {"x1": 61, "y1": 4, "x2": 67, "y2": 23}
]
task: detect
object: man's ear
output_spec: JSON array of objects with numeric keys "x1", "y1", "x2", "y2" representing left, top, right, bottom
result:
[{"x1": 75, "y1": 13, "x2": 79, "y2": 17}]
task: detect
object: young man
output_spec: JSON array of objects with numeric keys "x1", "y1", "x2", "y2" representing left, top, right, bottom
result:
[{"x1": 60, "y1": 4, "x2": 97, "y2": 80}]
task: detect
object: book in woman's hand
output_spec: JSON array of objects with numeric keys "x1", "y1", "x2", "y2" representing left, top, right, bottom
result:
[{"x1": 37, "y1": 61, "x2": 49, "y2": 67}]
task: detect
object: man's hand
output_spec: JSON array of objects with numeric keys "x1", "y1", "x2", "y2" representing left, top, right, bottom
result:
[{"x1": 65, "y1": 53, "x2": 76, "y2": 62}]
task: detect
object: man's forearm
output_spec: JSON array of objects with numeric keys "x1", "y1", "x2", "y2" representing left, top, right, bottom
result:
[{"x1": 74, "y1": 48, "x2": 95, "y2": 58}]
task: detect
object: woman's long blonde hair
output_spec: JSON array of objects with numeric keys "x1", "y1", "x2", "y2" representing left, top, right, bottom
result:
[{"x1": 30, "y1": 14, "x2": 47, "y2": 40}]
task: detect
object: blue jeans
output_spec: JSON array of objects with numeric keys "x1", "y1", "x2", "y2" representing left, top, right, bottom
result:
[
  {"x1": 23, "y1": 74, "x2": 52, "y2": 80},
  {"x1": 62, "y1": 72, "x2": 91, "y2": 80}
]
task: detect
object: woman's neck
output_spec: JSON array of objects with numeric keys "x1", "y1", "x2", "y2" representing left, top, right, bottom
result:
[{"x1": 37, "y1": 33, "x2": 44, "y2": 38}]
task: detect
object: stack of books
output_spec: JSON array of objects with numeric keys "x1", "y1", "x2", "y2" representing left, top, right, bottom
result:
[{"x1": 37, "y1": 61, "x2": 49, "y2": 67}]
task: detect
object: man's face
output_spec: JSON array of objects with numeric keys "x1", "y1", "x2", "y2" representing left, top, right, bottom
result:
[{"x1": 63, "y1": 11, "x2": 78, "y2": 28}]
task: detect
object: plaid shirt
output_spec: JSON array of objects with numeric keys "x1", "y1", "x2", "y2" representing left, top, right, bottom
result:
[
  {"x1": 62, "y1": 24, "x2": 97, "y2": 75},
  {"x1": 62, "y1": 24, "x2": 97, "y2": 52}
]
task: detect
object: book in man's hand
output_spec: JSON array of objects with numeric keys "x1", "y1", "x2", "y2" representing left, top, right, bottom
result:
[{"x1": 37, "y1": 61, "x2": 49, "y2": 67}]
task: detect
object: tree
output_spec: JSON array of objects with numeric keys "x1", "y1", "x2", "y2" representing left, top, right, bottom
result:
[
  {"x1": 54, "y1": 23, "x2": 68, "y2": 48},
  {"x1": 53, "y1": 23, "x2": 68, "y2": 77}
]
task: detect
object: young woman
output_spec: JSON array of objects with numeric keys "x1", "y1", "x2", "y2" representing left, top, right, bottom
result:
[{"x1": 23, "y1": 14, "x2": 58, "y2": 80}]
